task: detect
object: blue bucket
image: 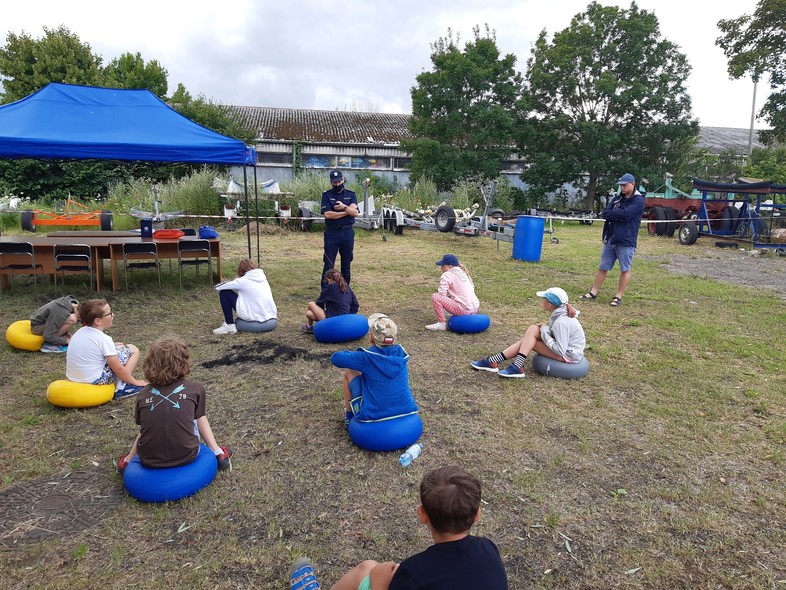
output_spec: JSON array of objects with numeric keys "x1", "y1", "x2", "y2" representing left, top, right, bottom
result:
[{"x1": 512, "y1": 215, "x2": 545, "y2": 262}]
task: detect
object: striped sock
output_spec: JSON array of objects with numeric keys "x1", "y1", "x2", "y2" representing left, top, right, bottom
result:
[
  {"x1": 488, "y1": 352, "x2": 506, "y2": 364},
  {"x1": 512, "y1": 354, "x2": 527, "y2": 368}
]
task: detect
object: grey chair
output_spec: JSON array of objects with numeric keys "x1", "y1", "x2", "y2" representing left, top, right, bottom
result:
[
  {"x1": 177, "y1": 239, "x2": 212, "y2": 288},
  {"x1": 0, "y1": 241, "x2": 43, "y2": 292},
  {"x1": 123, "y1": 242, "x2": 162, "y2": 291},
  {"x1": 53, "y1": 244, "x2": 93, "y2": 293}
]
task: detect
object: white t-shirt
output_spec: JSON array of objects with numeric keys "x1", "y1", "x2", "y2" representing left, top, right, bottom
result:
[{"x1": 66, "y1": 326, "x2": 118, "y2": 383}]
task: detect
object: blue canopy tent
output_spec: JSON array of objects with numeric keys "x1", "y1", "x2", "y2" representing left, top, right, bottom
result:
[{"x1": 0, "y1": 83, "x2": 258, "y2": 255}]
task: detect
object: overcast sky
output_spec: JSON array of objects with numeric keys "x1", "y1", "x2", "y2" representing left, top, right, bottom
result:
[{"x1": 1, "y1": 0, "x2": 768, "y2": 129}]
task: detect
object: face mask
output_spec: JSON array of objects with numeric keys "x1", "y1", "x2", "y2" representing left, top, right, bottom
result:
[{"x1": 332, "y1": 184, "x2": 344, "y2": 194}]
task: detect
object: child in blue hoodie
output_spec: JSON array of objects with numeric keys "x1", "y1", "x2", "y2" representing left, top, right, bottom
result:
[{"x1": 330, "y1": 313, "x2": 419, "y2": 426}]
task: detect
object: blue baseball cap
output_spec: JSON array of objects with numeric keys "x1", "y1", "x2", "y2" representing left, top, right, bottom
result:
[
  {"x1": 435, "y1": 253, "x2": 459, "y2": 267},
  {"x1": 329, "y1": 169, "x2": 343, "y2": 183},
  {"x1": 617, "y1": 173, "x2": 635, "y2": 185}
]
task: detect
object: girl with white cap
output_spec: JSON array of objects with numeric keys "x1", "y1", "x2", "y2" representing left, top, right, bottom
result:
[{"x1": 470, "y1": 287, "x2": 585, "y2": 378}]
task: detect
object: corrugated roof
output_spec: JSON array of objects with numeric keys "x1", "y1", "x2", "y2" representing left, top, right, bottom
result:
[
  {"x1": 698, "y1": 126, "x2": 764, "y2": 153},
  {"x1": 230, "y1": 106, "x2": 764, "y2": 155},
  {"x1": 229, "y1": 106, "x2": 412, "y2": 144}
]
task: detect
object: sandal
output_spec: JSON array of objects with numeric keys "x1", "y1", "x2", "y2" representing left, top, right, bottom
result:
[
  {"x1": 580, "y1": 291, "x2": 598, "y2": 300},
  {"x1": 610, "y1": 296, "x2": 622, "y2": 307},
  {"x1": 290, "y1": 557, "x2": 321, "y2": 590}
]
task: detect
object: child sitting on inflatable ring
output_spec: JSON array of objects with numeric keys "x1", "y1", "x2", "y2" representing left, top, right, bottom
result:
[
  {"x1": 212, "y1": 258, "x2": 278, "y2": 335},
  {"x1": 426, "y1": 253, "x2": 480, "y2": 331},
  {"x1": 330, "y1": 313, "x2": 419, "y2": 427},
  {"x1": 471, "y1": 287, "x2": 586, "y2": 379},
  {"x1": 302, "y1": 268, "x2": 359, "y2": 332},
  {"x1": 289, "y1": 466, "x2": 508, "y2": 590},
  {"x1": 30, "y1": 295, "x2": 79, "y2": 353},
  {"x1": 66, "y1": 299, "x2": 147, "y2": 398},
  {"x1": 115, "y1": 336, "x2": 233, "y2": 475}
]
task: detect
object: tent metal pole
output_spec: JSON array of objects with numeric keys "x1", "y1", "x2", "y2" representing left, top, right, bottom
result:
[
  {"x1": 253, "y1": 169, "x2": 260, "y2": 264},
  {"x1": 243, "y1": 166, "x2": 252, "y2": 259}
]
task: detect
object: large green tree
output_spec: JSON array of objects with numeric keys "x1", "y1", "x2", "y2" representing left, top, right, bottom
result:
[
  {"x1": 716, "y1": 0, "x2": 786, "y2": 143},
  {"x1": 0, "y1": 25, "x2": 104, "y2": 104},
  {"x1": 402, "y1": 26, "x2": 523, "y2": 191},
  {"x1": 104, "y1": 51, "x2": 168, "y2": 97},
  {"x1": 519, "y1": 2, "x2": 699, "y2": 209}
]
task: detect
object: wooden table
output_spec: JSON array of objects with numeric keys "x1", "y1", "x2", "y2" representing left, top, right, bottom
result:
[{"x1": 0, "y1": 235, "x2": 221, "y2": 291}]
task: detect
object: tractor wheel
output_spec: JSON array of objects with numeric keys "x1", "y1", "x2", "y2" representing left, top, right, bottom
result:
[
  {"x1": 653, "y1": 206, "x2": 667, "y2": 236},
  {"x1": 678, "y1": 221, "x2": 698, "y2": 245},
  {"x1": 100, "y1": 210, "x2": 114, "y2": 231},
  {"x1": 21, "y1": 210, "x2": 36, "y2": 232},
  {"x1": 434, "y1": 205, "x2": 456, "y2": 233},
  {"x1": 665, "y1": 207, "x2": 677, "y2": 237}
]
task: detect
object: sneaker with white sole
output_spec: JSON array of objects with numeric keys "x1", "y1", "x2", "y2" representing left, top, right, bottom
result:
[
  {"x1": 471, "y1": 358, "x2": 499, "y2": 373},
  {"x1": 213, "y1": 322, "x2": 237, "y2": 335},
  {"x1": 499, "y1": 365, "x2": 526, "y2": 378},
  {"x1": 425, "y1": 322, "x2": 447, "y2": 331},
  {"x1": 40, "y1": 343, "x2": 68, "y2": 353}
]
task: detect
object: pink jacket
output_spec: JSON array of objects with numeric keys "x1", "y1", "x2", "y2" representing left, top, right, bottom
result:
[{"x1": 437, "y1": 267, "x2": 479, "y2": 312}]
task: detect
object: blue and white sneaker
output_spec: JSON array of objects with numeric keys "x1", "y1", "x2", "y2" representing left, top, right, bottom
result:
[
  {"x1": 499, "y1": 365, "x2": 526, "y2": 378},
  {"x1": 290, "y1": 557, "x2": 321, "y2": 590},
  {"x1": 470, "y1": 358, "x2": 499, "y2": 373},
  {"x1": 40, "y1": 343, "x2": 68, "y2": 353},
  {"x1": 114, "y1": 384, "x2": 144, "y2": 399}
]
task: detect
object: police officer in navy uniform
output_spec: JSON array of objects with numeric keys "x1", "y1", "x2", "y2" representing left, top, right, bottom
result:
[{"x1": 320, "y1": 169, "x2": 358, "y2": 288}]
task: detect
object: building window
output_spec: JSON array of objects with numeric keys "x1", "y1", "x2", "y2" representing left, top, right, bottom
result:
[
  {"x1": 394, "y1": 157, "x2": 412, "y2": 170},
  {"x1": 258, "y1": 153, "x2": 293, "y2": 166},
  {"x1": 303, "y1": 154, "x2": 336, "y2": 168},
  {"x1": 351, "y1": 156, "x2": 390, "y2": 169}
]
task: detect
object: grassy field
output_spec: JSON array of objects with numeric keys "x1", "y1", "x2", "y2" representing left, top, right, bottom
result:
[{"x1": 1, "y1": 223, "x2": 784, "y2": 589}]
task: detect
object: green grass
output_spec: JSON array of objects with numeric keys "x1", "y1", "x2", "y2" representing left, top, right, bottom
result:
[{"x1": 0, "y1": 224, "x2": 784, "y2": 589}]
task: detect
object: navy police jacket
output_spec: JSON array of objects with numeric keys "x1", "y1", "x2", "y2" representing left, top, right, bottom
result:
[{"x1": 321, "y1": 188, "x2": 358, "y2": 228}]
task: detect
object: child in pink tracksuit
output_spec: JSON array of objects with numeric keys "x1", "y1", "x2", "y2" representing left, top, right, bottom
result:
[{"x1": 426, "y1": 254, "x2": 480, "y2": 331}]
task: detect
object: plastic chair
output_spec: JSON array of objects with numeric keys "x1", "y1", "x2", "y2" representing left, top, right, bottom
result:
[
  {"x1": 0, "y1": 242, "x2": 43, "y2": 292},
  {"x1": 53, "y1": 244, "x2": 93, "y2": 293},
  {"x1": 177, "y1": 239, "x2": 212, "y2": 288},
  {"x1": 123, "y1": 242, "x2": 162, "y2": 292}
]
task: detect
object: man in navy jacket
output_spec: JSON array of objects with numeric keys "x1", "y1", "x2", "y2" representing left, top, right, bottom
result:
[{"x1": 580, "y1": 173, "x2": 645, "y2": 307}]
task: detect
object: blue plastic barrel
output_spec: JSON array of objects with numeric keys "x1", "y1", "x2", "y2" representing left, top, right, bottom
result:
[{"x1": 512, "y1": 215, "x2": 545, "y2": 262}]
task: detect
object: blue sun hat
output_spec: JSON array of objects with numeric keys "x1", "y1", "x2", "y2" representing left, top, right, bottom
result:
[
  {"x1": 435, "y1": 253, "x2": 459, "y2": 267},
  {"x1": 536, "y1": 287, "x2": 569, "y2": 306}
]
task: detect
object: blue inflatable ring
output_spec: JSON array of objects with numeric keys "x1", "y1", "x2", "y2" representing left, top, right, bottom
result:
[
  {"x1": 348, "y1": 413, "x2": 423, "y2": 452},
  {"x1": 313, "y1": 314, "x2": 368, "y2": 344},
  {"x1": 235, "y1": 318, "x2": 278, "y2": 333},
  {"x1": 531, "y1": 353, "x2": 590, "y2": 379},
  {"x1": 448, "y1": 314, "x2": 490, "y2": 334},
  {"x1": 123, "y1": 444, "x2": 218, "y2": 503}
]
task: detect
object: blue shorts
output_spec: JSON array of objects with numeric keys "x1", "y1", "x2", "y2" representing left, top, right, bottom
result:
[
  {"x1": 348, "y1": 376, "x2": 363, "y2": 415},
  {"x1": 92, "y1": 345, "x2": 133, "y2": 385},
  {"x1": 599, "y1": 244, "x2": 636, "y2": 272}
]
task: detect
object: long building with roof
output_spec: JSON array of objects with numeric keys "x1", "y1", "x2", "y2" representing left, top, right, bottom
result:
[{"x1": 230, "y1": 105, "x2": 765, "y2": 188}]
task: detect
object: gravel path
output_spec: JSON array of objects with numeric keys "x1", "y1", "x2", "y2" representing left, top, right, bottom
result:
[{"x1": 640, "y1": 245, "x2": 786, "y2": 298}]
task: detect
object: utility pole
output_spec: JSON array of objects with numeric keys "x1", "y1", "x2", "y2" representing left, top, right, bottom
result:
[{"x1": 748, "y1": 80, "x2": 757, "y2": 158}]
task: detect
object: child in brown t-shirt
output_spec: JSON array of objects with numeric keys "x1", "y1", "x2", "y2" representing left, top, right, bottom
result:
[{"x1": 115, "y1": 337, "x2": 233, "y2": 474}]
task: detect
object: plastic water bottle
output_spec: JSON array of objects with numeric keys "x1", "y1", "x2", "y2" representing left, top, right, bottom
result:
[{"x1": 399, "y1": 443, "x2": 423, "y2": 467}]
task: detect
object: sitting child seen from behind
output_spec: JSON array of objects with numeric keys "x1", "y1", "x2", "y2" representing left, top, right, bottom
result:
[
  {"x1": 116, "y1": 336, "x2": 233, "y2": 475},
  {"x1": 289, "y1": 465, "x2": 508, "y2": 590},
  {"x1": 471, "y1": 287, "x2": 586, "y2": 378},
  {"x1": 303, "y1": 268, "x2": 359, "y2": 332}
]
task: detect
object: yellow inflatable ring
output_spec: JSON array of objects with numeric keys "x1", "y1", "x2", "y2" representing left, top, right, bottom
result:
[
  {"x1": 5, "y1": 320, "x2": 44, "y2": 352},
  {"x1": 47, "y1": 380, "x2": 115, "y2": 408}
]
